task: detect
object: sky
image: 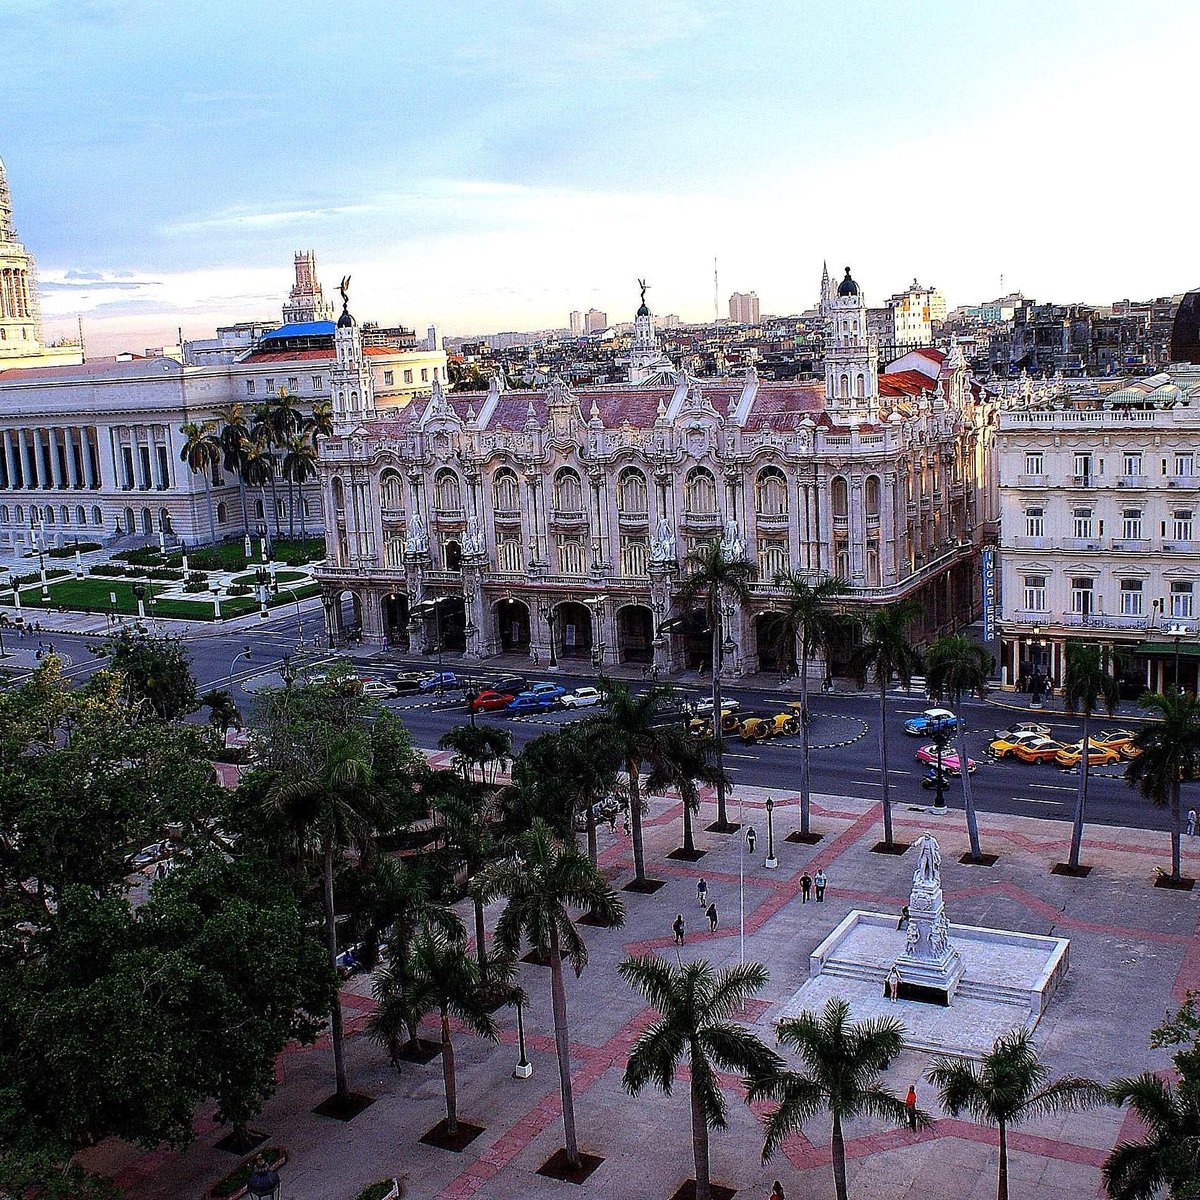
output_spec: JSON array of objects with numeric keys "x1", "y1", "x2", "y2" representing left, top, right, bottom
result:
[{"x1": 3, "y1": 0, "x2": 1198, "y2": 355}]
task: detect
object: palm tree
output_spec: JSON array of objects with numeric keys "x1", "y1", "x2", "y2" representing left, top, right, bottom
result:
[
  {"x1": 928, "y1": 1028, "x2": 1105, "y2": 1200},
  {"x1": 215, "y1": 401, "x2": 253, "y2": 536},
  {"x1": 643, "y1": 721, "x2": 718, "y2": 859},
  {"x1": 240, "y1": 434, "x2": 274, "y2": 540},
  {"x1": 200, "y1": 686, "x2": 240, "y2": 737},
  {"x1": 748, "y1": 997, "x2": 925, "y2": 1200},
  {"x1": 179, "y1": 419, "x2": 222, "y2": 546},
  {"x1": 771, "y1": 571, "x2": 850, "y2": 840},
  {"x1": 1061, "y1": 640, "x2": 1122, "y2": 871},
  {"x1": 269, "y1": 730, "x2": 389, "y2": 1102},
  {"x1": 473, "y1": 820, "x2": 625, "y2": 1170},
  {"x1": 306, "y1": 398, "x2": 334, "y2": 440},
  {"x1": 849, "y1": 600, "x2": 923, "y2": 851},
  {"x1": 370, "y1": 930, "x2": 501, "y2": 1135},
  {"x1": 925, "y1": 634, "x2": 991, "y2": 862},
  {"x1": 282, "y1": 432, "x2": 318, "y2": 539},
  {"x1": 1125, "y1": 687, "x2": 1200, "y2": 883},
  {"x1": 619, "y1": 956, "x2": 781, "y2": 1200},
  {"x1": 1103, "y1": 1072, "x2": 1200, "y2": 1199},
  {"x1": 676, "y1": 539, "x2": 758, "y2": 832}
]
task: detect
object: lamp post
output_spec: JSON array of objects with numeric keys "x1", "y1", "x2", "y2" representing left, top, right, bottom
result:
[
  {"x1": 539, "y1": 602, "x2": 558, "y2": 670},
  {"x1": 764, "y1": 795, "x2": 777, "y2": 869},
  {"x1": 132, "y1": 581, "x2": 146, "y2": 621},
  {"x1": 932, "y1": 727, "x2": 948, "y2": 811},
  {"x1": 227, "y1": 644, "x2": 252, "y2": 698},
  {"x1": 1167, "y1": 623, "x2": 1188, "y2": 690},
  {"x1": 324, "y1": 597, "x2": 335, "y2": 648},
  {"x1": 513, "y1": 998, "x2": 533, "y2": 1079},
  {"x1": 281, "y1": 653, "x2": 295, "y2": 689},
  {"x1": 38, "y1": 551, "x2": 48, "y2": 601}
]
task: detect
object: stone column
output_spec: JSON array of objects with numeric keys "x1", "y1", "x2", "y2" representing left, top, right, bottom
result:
[
  {"x1": 461, "y1": 562, "x2": 488, "y2": 660},
  {"x1": 849, "y1": 476, "x2": 866, "y2": 583}
]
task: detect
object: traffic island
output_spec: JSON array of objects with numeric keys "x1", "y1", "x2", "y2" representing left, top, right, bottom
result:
[
  {"x1": 536, "y1": 1149, "x2": 604, "y2": 1185},
  {"x1": 419, "y1": 1119, "x2": 485, "y2": 1152}
]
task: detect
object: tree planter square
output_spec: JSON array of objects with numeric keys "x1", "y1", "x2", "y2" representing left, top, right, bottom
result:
[
  {"x1": 205, "y1": 1147, "x2": 287, "y2": 1200},
  {"x1": 622, "y1": 878, "x2": 666, "y2": 894},
  {"x1": 420, "y1": 1119, "x2": 485, "y2": 1152},
  {"x1": 785, "y1": 831, "x2": 822, "y2": 845},
  {"x1": 1051, "y1": 862, "x2": 1092, "y2": 877},
  {"x1": 668, "y1": 1182, "x2": 736, "y2": 1200},
  {"x1": 1154, "y1": 874, "x2": 1196, "y2": 890},
  {"x1": 213, "y1": 1129, "x2": 268, "y2": 1155},
  {"x1": 958, "y1": 853, "x2": 1000, "y2": 866},
  {"x1": 312, "y1": 1092, "x2": 375, "y2": 1120},
  {"x1": 536, "y1": 1149, "x2": 604, "y2": 1184},
  {"x1": 704, "y1": 821, "x2": 741, "y2": 834},
  {"x1": 576, "y1": 911, "x2": 616, "y2": 926},
  {"x1": 667, "y1": 847, "x2": 708, "y2": 861},
  {"x1": 396, "y1": 1038, "x2": 443, "y2": 1063},
  {"x1": 870, "y1": 841, "x2": 910, "y2": 855}
]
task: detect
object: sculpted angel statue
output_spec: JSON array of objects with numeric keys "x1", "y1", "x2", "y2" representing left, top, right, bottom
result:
[{"x1": 338, "y1": 275, "x2": 351, "y2": 308}]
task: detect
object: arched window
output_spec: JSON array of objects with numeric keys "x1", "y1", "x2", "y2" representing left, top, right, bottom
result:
[
  {"x1": 380, "y1": 470, "x2": 403, "y2": 512},
  {"x1": 60, "y1": 505, "x2": 69, "y2": 525},
  {"x1": 553, "y1": 467, "x2": 583, "y2": 514},
  {"x1": 492, "y1": 468, "x2": 520, "y2": 512},
  {"x1": 839, "y1": 374, "x2": 849, "y2": 400},
  {"x1": 76, "y1": 505, "x2": 86, "y2": 525},
  {"x1": 91, "y1": 505, "x2": 102, "y2": 526},
  {"x1": 865, "y1": 475, "x2": 881, "y2": 523},
  {"x1": 831, "y1": 476, "x2": 849, "y2": 518},
  {"x1": 14, "y1": 505, "x2": 23, "y2": 524},
  {"x1": 617, "y1": 468, "x2": 648, "y2": 515},
  {"x1": 331, "y1": 476, "x2": 345, "y2": 514},
  {"x1": 685, "y1": 467, "x2": 717, "y2": 514},
  {"x1": 45, "y1": 507, "x2": 54, "y2": 526},
  {"x1": 855, "y1": 373, "x2": 866, "y2": 399},
  {"x1": 216, "y1": 502, "x2": 228, "y2": 524},
  {"x1": 0, "y1": 506, "x2": 8, "y2": 523},
  {"x1": 141, "y1": 507, "x2": 152, "y2": 535},
  {"x1": 255, "y1": 498, "x2": 265, "y2": 520},
  {"x1": 434, "y1": 469, "x2": 462, "y2": 514},
  {"x1": 755, "y1": 467, "x2": 787, "y2": 516}
]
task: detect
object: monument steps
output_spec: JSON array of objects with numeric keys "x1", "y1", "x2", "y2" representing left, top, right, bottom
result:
[{"x1": 821, "y1": 958, "x2": 1030, "y2": 1009}]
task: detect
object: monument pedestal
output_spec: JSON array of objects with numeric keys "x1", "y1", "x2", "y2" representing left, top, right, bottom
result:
[{"x1": 893, "y1": 870, "x2": 964, "y2": 1004}]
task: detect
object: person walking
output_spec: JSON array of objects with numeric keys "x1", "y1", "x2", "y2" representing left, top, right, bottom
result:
[
  {"x1": 769, "y1": 1183, "x2": 785, "y2": 1200},
  {"x1": 814, "y1": 868, "x2": 827, "y2": 902},
  {"x1": 706, "y1": 902, "x2": 718, "y2": 932},
  {"x1": 672, "y1": 913, "x2": 685, "y2": 945},
  {"x1": 905, "y1": 1084, "x2": 918, "y2": 1132},
  {"x1": 696, "y1": 877, "x2": 708, "y2": 907},
  {"x1": 799, "y1": 872, "x2": 812, "y2": 903},
  {"x1": 886, "y1": 967, "x2": 901, "y2": 1003},
  {"x1": 1189, "y1": 808, "x2": 1197, "y2": 838}
]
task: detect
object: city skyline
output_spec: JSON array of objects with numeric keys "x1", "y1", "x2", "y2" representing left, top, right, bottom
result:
[{"x1": 4, "y1": 0, "x2": 1198, "y2": 355}]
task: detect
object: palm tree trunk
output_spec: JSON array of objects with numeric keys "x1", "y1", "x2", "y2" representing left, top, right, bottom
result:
[
  {"x1": 299, "y1": 490, "x2": 308, "y2": 538},
  {"x1": 831, "y1": 1111, "x2": 849, "y2": 1200},
  {"x1": 268, "y1": 458, "x2": 282, "y2": 540},
  {"x1": 547, "y1": 922, "x2": 580, "y2": 1168},
  {"x1": 322, "y1": 842, "x2": 349, "y2": 1099},
  {"x1": 238, "y1": 474, "x2": 249, "y2": 537},
  {"x1": 1068, "y1": 710, "x2": 1090, "y2": 869},
  {"x1": 441, "y1": 1012, "x2": 457, "y2": 1135},
  {"x1": 997, "y1": 1119, "x2": 1008, "y2": 1200},
  {"x1": 878, "y1": 682, "x2": 894, "y2": 847},
  {"x1": 473, "y1": 896, "x2": 487, "y2": 973},
  {"x1": 585, "y1": 800, "x2": 597, "y2": 866},
  {"x1": 288, "y1": 476, "x2": 296, "y2": 539},
  {"x1": 205, "y1": 474, "x2": 216, "y2": 547},
  {"x1": 1171, "y1": 779, "x2": 1183, "y2": 881},
  {"x1": 711, "y1": 619, "x2": 731, "y2": 830},
  {"x1": 956, "y1": 713, "x2": 983, "y2": 860},
  {"x1": 682, "y1": 785, "x2": 695, "y2": 854},
  {"x1": 628, "y1": 758, "x2": 646, "y2": 884},
  {"x1": 799, "y1": 633, "x2": 813, "y2": 836},
  {"x1": 690, "y1": 1067, "x2": 711, "y2": 1200}
]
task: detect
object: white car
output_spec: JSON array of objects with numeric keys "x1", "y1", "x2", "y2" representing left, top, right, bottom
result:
[
  {"x1": 360, "y1": 679, "x2": 396, "y2": 699},
  {"x1": 695, "y1": 697, "x2": 741, "y2": 716},
  {"x1": 561, "y1": 686, "x2": 606, "y2": 709}
]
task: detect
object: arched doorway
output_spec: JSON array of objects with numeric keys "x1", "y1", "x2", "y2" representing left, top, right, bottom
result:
[
  {"x1": 616, "y1": 604, "x2": 654, "y2": 664},
  {"x1": 429, "y1": 595, "x2": 466, "y2": 652},
  {"x1": 141, "y1": 507, "x2": 152, "y2": 536},
  {"x1": 383, "y1": 592, "x2": 409, "y2": 649},
  {"x1": 337, "y1": 589, "x2": 363, "y2": 642},
  {"x1": 123, "y1": 505, "x2": 135, "y2": 536},
  {"x1": 495, "y1": 598, "x2": 531, "y2": 652},
  {"x1": 662, "y1": 609, "x2": 711, "y2": 672},
  {"x1": 554, "y1": 601, "x2": 593, "y2": 660},
  {"x1": 755, "y1": 612, "x2": 791, "y2": 675}
]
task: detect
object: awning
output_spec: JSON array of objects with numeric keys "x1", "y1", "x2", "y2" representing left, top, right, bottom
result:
[{"x1": 1133, "y1": 641, "x2": 1200, "y2": 658}]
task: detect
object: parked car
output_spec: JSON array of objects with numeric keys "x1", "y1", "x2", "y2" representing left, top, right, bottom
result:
[
  {"x1": 993, "y1": 721, "x2": 1052, "y2": 742},
  {"x1": 560, "y1": 686, "x2": 606, "y2": 709},
  {"x1": 1054, "y1": 740, "x2": 1121, "y2": 769},
  {"x1": 130, "y1": 842, "x2": 169, "y2": 869},
  {"x1": 492, "y1": 676, "x2": 529, "y2": 696},
  {"x1": 903, "y1": 707, "x2": 958, "y2": 736},
  {"x1": 739, "y1": 708, "x2": 802, "y2": 743},
  {"x1": 360, "y1": 679, "x2": 396, "y2": 699},
  {"x1": 518, "y1": 681, "x2": 567, "y2": 702},
  {"x1": 695, "y1": 697, "x2": 741, "y2": 717},
  {"x1": 418, "y1": 671, "x2": 462, "y2": 692},
  {"x1": 1120, "y1": 742, "x2": 1144, "y2": 761},
  {"x1": 689, "y1": 709, "x2": 746, "y2": 737},
  {"x1": 1089, "y1": 728, "x2": 1135, "y2": 751},
  {"x1": 506, "y1": 691, "x2": 560, "y2": 714},
  {"x1": 390, "y1": 673, "x2": 426, "y2": 693},
  {"x1": 988, "y1": 730, "x2": 1051, "y2": 759},
  {"x1": 469, "y1": 688, "x2": 516, "y2": 713},
  {"x1": 914, "y1": 744, "x2": 976, "y2": 774},
  {"x1": 1011, "y1": 736, "x2": 1070, "y2": 764}
]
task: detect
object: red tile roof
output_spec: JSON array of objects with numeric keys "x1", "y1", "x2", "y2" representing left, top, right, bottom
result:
[
  {"x1": 241, "y1": 344, "x2": 402, "y2": 363},
  {"x1": 878, "y1": 369, "x2": 938, "y2": 398}
]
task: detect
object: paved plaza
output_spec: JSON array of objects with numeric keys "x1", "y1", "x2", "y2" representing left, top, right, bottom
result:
[{"x1": 82, "y1": 776, "x2": 1197, "y2": 1200}]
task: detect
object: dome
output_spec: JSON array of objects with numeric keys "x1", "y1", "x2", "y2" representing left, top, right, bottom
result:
[
  {"x1": 337, "y1": 308, "x2": 354, "y2": 328},
  {"x1": 837, "y1": 267, "x2": 859, "y2": 297},
  {"x1": 636, "y1": 302, "x2": 650, "y2": 317},
  {"x1": 1171, "y1": 289, "x2": 1200, "y2": 363}
]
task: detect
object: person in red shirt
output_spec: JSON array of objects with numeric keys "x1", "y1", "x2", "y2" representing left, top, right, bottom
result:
[
  {"x1": 769, "y1": 1183, "x2": 785, "y2": 1200},
  {"x1": 905, "y1": 1085, "x2": 918, "y2": 1131}
]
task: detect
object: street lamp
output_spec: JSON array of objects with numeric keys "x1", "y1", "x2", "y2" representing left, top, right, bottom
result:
[
  {"x1": 38, "y1": 551, "x2": 48, "y2": 601},
  {"x1": 513, "y1": 998, "x2": 533, "y2": 1079},
  {"x1": 539, "y1": 602, "x2": 558, "y2": 670},
  {"x1": 245, "y1": 1158, "x2": 281, "y2": 1200},
  {"x1": 764, "y1": 796, "x2": 778, "y2": 869},
  {"x1": 1167, "y1": 623, "x2": 1189, "y2": 690},
  {"x1": 227, "y1": 644, "x2": 252, "y2": 698}
]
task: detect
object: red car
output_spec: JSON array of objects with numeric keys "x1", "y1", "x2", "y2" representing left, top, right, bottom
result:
[{"x1": 469, "y1": 689, "x2": 515, "y2": 713}]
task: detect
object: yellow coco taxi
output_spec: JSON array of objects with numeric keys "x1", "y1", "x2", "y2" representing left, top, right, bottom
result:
[{"x1": 1053, "y1": 740, "x2": 1121, "y2": 768}]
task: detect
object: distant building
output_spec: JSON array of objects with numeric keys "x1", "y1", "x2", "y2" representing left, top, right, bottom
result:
[
  {"x1": 584, "y1": 308, "x2": 607, "y2": 333},
  {"x1": 569, "y1": 310, "x2": 584, "y2": 336},
  {"x1": 887, "y1": 280, "x2": 945, "y2": 347},
  {"x1": 728, "y1": 292, "x2": 760, "y2": 325},
  {"x1": 282, "y1": 251, "x2": 336, "y2": 324}
]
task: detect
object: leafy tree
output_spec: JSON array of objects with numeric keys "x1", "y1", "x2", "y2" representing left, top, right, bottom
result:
[
  {"x1": 438, "y1": 723, "x2": 512, "y2": 786},
  {"x1": 1125, "y1": 688, "x2": 1200, "y2": 883},
  {"x1": 1061, "y1": 640, "x2": 1122, "y2": 870},
  {"x1": 201, "y1": 686, "x2": 241, "y2": 737},
  {"x1": 773, "y1": 571, "x2": 850, "y2": 838},
  {"x1": 928, "y1": 1028, "x2": 1105, "y2": 1200},
  {"x1": 849, "y1": 600, "x2": 923, "y2": 850},
  {"x1": 474, "y1": 820, "x2": 625, "y2": 1169},
  {"x1": 97, "y1": 626, "x2": 197, "y2": 720},
  {"x1": 925, "y1": 634, "x2": 991, "y2": 861},
  {"x1": 620, "y1": 956, "x2": 781, "y2": 1200},
  {"x1": 748, "y1": 997, "x2": 926, "y2": 1200},
  {"x1": 0, "y1": 1149, "x2": 123, "y2": 1200},
  {"x1": 179, "y1": 418, "x2": 222, "y2": 545},
  {"x1": 676, "y1": 540, "x2": 758, "y2": 832}
]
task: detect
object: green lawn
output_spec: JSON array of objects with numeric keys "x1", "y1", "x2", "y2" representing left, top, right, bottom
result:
[
  {"x1": 168, "y1": 536, "x2": 325, "y2": 571},
  {"x1": 0, "y1": 577, "x2": 321, "y2": 621},
  {"x1": 230, "y1": 568, "x2": 308, "y2": 587}
]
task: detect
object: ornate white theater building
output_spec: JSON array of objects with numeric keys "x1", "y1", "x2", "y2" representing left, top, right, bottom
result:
[{"x1": 316, "y1": 269, "x2": 999, "y2": 676}]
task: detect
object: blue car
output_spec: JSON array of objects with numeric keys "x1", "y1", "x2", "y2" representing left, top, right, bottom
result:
[
  {"x1": 506, "y1": 692, "x2": 559, "y2": 714},
  {"x1": 903, "y1": 707, "x2": 958, "y2": 737},
  {"x1": 418, "y1": 671, "x2": 461, "y2": 692}
]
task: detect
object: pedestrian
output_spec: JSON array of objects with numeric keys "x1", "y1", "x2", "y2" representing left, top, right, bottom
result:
[
  {"x1": 706, "y1": 902, "x2": 718, "y2": 932},
  {"x1": 897, "y1": 903, "x2": 910, "y2": 931},
  {"x1": 886, "y1": 966, "x2": 900, "y2": 1004},
  {"x1": 905, "y1": 1084, "x2": 918, "y2": 1132},
  {"x1": 1189, "y1": 809, "x2": 1197, "y2": 839},
  {"x1": 746, "y1": 827, "x2": 757, "y2": 855},
  {"x1": 799, "y1": 873, "x2": 812, "y2": 903},
  {"x1": 814, "y1": 868, "x2": 827, "y2": 901},
  {"x1": 769, "y1": 1183, "x2": 785, "y2": 1200},
  {"x1": 607, "y1": 810, "x2": 617, "y2": 835},
  {"x1": 697, "y1": 877, "x2": 708, "y2": 907},
  {"x1": 672, "y1": 913, "x2": 685, "y2": 945},
  {"x1": 623, "y1": 811, "x2": 631, "y2": 837}
]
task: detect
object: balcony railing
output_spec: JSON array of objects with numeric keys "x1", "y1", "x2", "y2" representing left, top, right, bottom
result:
[{"x1": 1003, "y1": 610, "x2": 1200, "y2": 636}]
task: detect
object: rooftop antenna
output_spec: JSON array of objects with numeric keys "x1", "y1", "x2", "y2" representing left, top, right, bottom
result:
[{"x1": 713, "y1": 256, "x2": 719, "y2": 324}]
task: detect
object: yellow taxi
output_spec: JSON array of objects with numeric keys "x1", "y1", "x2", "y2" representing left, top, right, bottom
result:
[
  {"x1": 1012, "y1": 736, "x2": 1070, "y2": 764},
  {"x1": 739, "y1": 708, "x2": 802, "y2": 743},
  {"x1": 989, "y1": 730, "x2": 1053, "y2": 759},
  {"x1": 1090, "y1": 729, "x2": 1135, "y2": 752},
  {"x1": 688, "y1": 710, "x2": 744, "y2": 738},
  {"x1": 1120, "y1": 742, "x2": 1144, "y2": 761},
  {"x1": 1053, "y1": 739, "x2": 1121, "y2": 768}
]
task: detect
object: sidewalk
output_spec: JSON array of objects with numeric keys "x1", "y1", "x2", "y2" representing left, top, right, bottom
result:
[{"x1": 81, "y1": 774, "x2": 1200, "y2": 1200}]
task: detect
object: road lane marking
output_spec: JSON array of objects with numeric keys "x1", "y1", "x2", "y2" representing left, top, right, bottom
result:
[
  {"x1": 1030, "y1": 782, "x2": 1076, "y2": 792},
  {"x1": 1013, "y1": 796, "x2": 1067, "y2": 806}
]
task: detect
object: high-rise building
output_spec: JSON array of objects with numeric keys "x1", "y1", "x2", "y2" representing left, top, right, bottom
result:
[
  {"x1": 281, "y1": 250, "x2": 336, "y2": 324},
  {"x1": 728, "y1": 291, "x2": 761, "y2": 325},
  {"x1": 584, "y1": 308, "x2": 608, "y2": 334},
  {"x1": 569, "y1": 310, "x2": 584, "y2": 336}
]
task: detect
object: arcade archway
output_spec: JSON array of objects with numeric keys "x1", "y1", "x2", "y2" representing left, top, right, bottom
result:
[
  {"x1": 754, "y1": 611, "x2": 791, "y2": 675},
  {"x1": 383, "y1": 592, "x2": 409, "y2": 649},
  {"x1": 616, "y1": 604, "x2": 654, "y2": 664},
  {"x1": 554, "y1": 602, "x2": 593, "y2": 660},
  {"x1": 495, "y1": 597, "x2": 531, "y2": 652}
]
